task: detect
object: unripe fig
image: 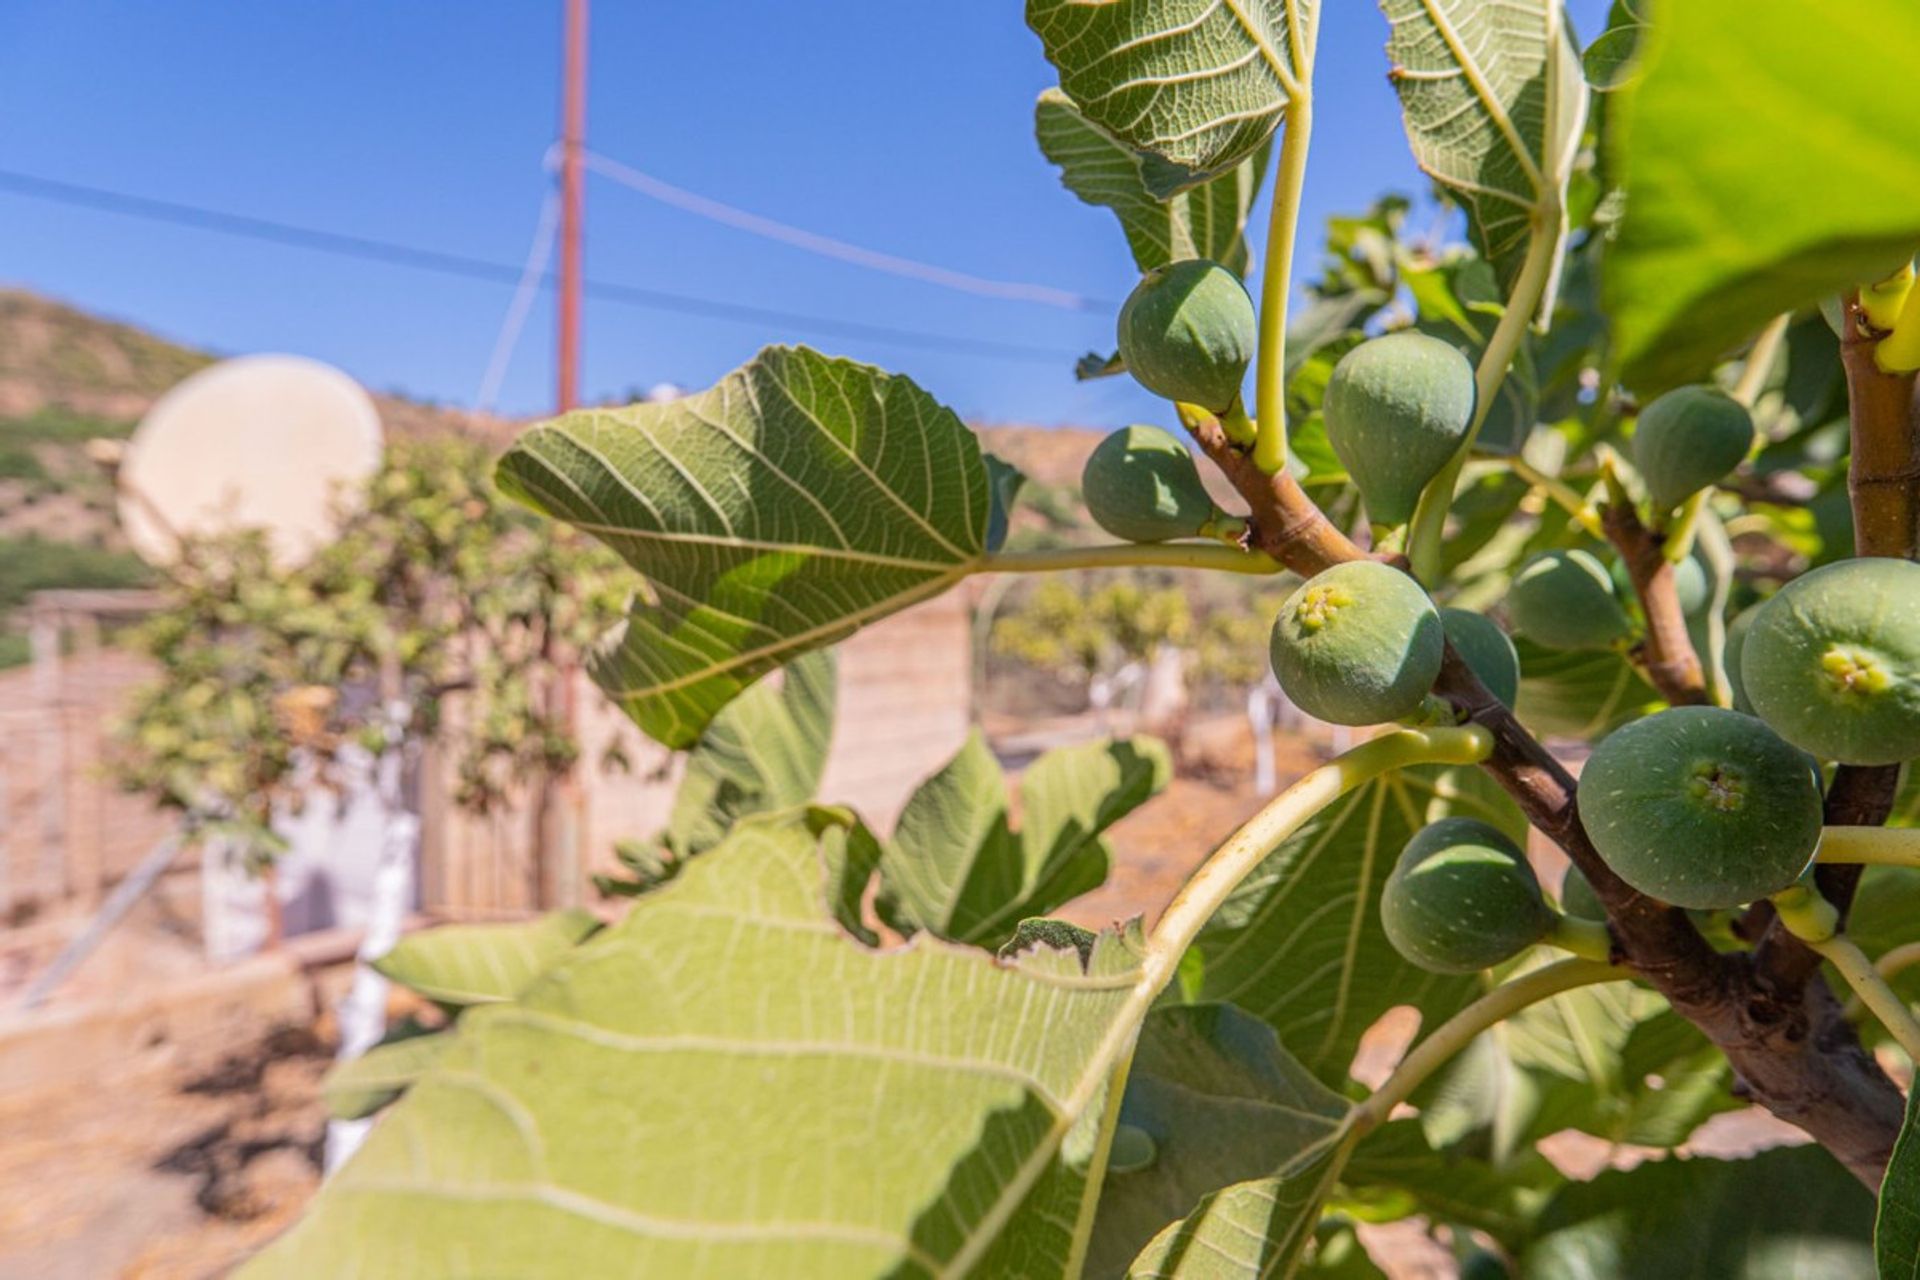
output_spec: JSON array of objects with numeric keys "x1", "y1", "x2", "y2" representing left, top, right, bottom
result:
[
  {"x1": 1507, "y1": 549, "x2": 1633, "y2": 651},
  {"x1": 1270, "y1": 561, "x2": 1443, "y2": 726},
  {"x1": 1080, "y1": 425, "x2": 1222, "y2": 543},
  {"x1": 1559, "y1": 864, "x2": 1604, "y2": 921},
  {"x1": 1381, "y1": 817, "x2": 1552, "y2": 974},
  {"x1": 1723, "y1": 606, "x2": 1757, "y2": 714},
  {"x1": 1631, "y1": 386, "x2": 1754, "y2": 514},
  {"x1": 1440, "y1": 607, "x2": 1520, "y2": 706},
  {"x1": 1740, "y1": 557, "x2": 1920, "y2": 765},
  {"x1": 1322, "y1": 332, "x2": 1477, "y2": 528},
  {"x1": 1116, "y1": 259, "x2": 1256, "y2": 413},
  {"x1": 1579, "y1": 707, "x2": 1823, "y2": 909}
]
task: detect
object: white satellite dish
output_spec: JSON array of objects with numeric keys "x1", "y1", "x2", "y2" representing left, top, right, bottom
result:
[{"x1": 119, "y1": 354, "x2": 384, "y2": 568}]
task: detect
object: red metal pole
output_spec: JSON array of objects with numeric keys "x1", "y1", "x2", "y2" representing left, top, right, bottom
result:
[{"x1": 557, "y1": 0, "x2": 587, "y2": 413}]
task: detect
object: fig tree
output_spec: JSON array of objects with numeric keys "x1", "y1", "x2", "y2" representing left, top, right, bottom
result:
[
  {"x1": 1269, "y1": 561, "x2": 1443, "y2": 726},
  {"x1": 1740, "y1": 557, "x2": 1920, "y2": 765},
  {"x1": 1440, "y1": 606, "x2": 1520, "y2": 706},
  {"x1": 1322, "y1": 332, "x2": 1477, "y2": 528},
  {"x1": 1116, "y1": 259, "x2": 1256, "y2": 414},
  {"x1": 1380, "y1": 817, "x2": 1552, "y2": 974},
  {"x1": 1578, "y1": 706, "x2": 1823, "y2": 909},
  {"x1": 1079, "y1": 425, "x2": 1224, "y2": 543},
  {"x1": 1506, "y1": 549, "x2": 1633, "y2": 651},
  {"x1": 1631, "y1": 386, "x2": 1754, "y2": 514}
]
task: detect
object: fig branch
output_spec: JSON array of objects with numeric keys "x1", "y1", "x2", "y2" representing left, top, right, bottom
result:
[
  {"x1": 1185, "y1": 412, "x2": 1906, "y2": 1186},
  {"x1": 1600, "y1": 501, "x2": 1711, "y2": 706}
]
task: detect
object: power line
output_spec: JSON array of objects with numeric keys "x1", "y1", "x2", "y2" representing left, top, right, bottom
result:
[
  {"x1": 584, "y1": 149, "x2": 1112, "y2": 312},
  {"x1": 475, "y1": 190, "x2": 560, "y2": 411},
  {"x1": 0, "y1": 167, "x2": 1086, "y2": 367}
]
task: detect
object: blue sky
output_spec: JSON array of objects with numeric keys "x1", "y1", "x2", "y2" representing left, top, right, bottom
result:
[{"x1": 0, "y1": 2, "x2": 1606, "y2": 427}]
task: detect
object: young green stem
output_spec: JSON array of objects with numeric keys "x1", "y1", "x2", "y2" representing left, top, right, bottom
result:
[
  {"x1": 1814, "y1": 825, "x2": 1920, "y2": 867},
  {"x1": 1351, "y1": 958, "x2": 1629, "y2": 1134},
  {"x1": 1545, "y1": 912, "x2": 1614, "y2": 964},
  {"x1": 1251, "y1": 14, "x2": 1321, "y2": 476},
  {"x1": 1807, "y1": 934, "x2": 1920, "y2": 1063},
  {"x1": 981, "y1": 543, "x2": 1281, "y2": 576},
  {"x1": 1406, "y1": 221, "x2": 1561, "y2": 581},
  {"x1": 1843, "y1": 941, "x2": 1920, "y2": 1021},
  {"x1": 1771, "y1": 881, "x2": 1920, "y2": 1061},
  {"x1": 1508, "y1": 456, "x2": 1605, "y2": 538}
]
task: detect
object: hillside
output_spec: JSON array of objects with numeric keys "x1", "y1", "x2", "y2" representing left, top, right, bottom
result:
[
  {"x1": 0, "y1": 289, "x2": 514, "y2": 664},
  {"x1": 0, "y1": 288, "x2": 1124, "y2": 666}
]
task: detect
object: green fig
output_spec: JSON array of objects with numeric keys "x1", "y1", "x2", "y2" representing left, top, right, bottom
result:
[
  {"x1": 1080, "y1": 425, "x2": 1223, "y2": 543},
  {"x1": 1559, "y1": 863, "x2": 1605, "y2": 921},
  {"x1": 1723, "y1": 606, "x2": 1758, "y2": 714},
  {"x1": 1116, "y1": 259, "x2": 1256, "y2": 413},
  {"x1": 1441, "y1": 606, "x2": 1520, "y2": 706},
  {"x1": 1740, "y1": 557, "x2": 1920, "y2": 765},
  {"x1": 1323, "y1": 331, "x2": 1477, "y2": 528},
  {"x1": 1507, "y1": 549, "x2": 1634, "y2": 651},
  {"x1": 1381, "y1": 817, "x2": 1553, "y2": 974},
  {"x1": 1631, "y1": 386, "x2": 1754, "y2": 514},
  {"x1": 1269, "y1": 561, "x2": 1444, "y2": 725},
  {"x1": 1578, "y1": 707, "x2": 1823, "y2": 909}
]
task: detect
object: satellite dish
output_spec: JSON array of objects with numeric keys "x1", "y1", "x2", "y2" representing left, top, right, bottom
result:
[{"x1": 119, "y1": 354, "x2": 383, "y2": 568}]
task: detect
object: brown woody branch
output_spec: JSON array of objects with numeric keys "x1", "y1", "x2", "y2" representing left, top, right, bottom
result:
[
  {"x1": 1755, "y1": 294, "x2": 1919, "y2": 992},
  {"x1": 1600, "y1": 502, "x2": 1712, "y2": 706},
  {"x1": 1188, "y1": 414, "x2": 1904, "y2": 1186}
]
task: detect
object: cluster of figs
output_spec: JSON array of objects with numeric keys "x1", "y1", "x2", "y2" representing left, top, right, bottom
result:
[{"x1": 1085, "y1": 257, "x2": 1920, "y2": 974}]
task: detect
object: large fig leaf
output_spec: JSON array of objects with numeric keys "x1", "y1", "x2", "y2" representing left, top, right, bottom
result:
[
  {"x1": 1027, "y1": 0, "x2": 1314, "y2": 199},
  {"x1": 370, "y1": 908, "x2": 601, "y2": 1007},
  {"x1": 663, "y1": 649, "x2": 836, "y2": 856},
  {"x1": 496, "y1": 346, "x2": 988, "y2": 748},
  {"x1": 880, "y1": 732, "x2": 1171, "y2": 947},
  {"x1": 1521, "y1": 1147, "x2": 1874, "y2": 1279},
  {"x1": 246, "y1": 816, "x2": 1161, "y2": 1278},
  {"x1": 1881, "y1": 1083, "x2": 1920, "y2": 1280},
  {"x1": 1188, "y1": 763, "x2": 1520, "y2": 1083},
  {"x1": 1380, "y1": 0, "x2": 1588, "y2": 323},
  {"x1": 1035, "y1": 89, "x2": 1270, "y2": 276},
  {"x1": 1607, "y1": 2, "x2": 1920, "y2": 392},
  {"x1": 1087, "y1": 1003, "x2": 1351, "y2": 1278}
]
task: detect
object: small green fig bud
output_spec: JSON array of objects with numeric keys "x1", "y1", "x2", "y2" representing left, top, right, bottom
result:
[
  {"x1": 1631, "y1": 386, "x2": 1753, "y2": 514},
  {"x1": 1740, "y1": 557, "x2": 1920, "y2": 765},
  {"x1": 1381, "y1": 817, "x2": 1552, "y2": 974},
  {"x1": 1440, "y1": 607, "x2": 1520, "y2": 706},
  {"x1": 1116, "y1": 259, "x2": 1256, "y2": 414},
  {"x1": 1507, "y1": 549, "x2": 1633, "y2": 651},
  {"x1": 1323, "y1": 331, "x2": 1477, "y2": 528},
  {"x1": 1269, "y1": 561, "x2": 1444, "y2": 726},
  {"x1": 1080, "y1": 424, "x2": 1222, "y2": 543},
  {"x1": 1578, "y1": 706, "x2": 1823, "y2": 909}
]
